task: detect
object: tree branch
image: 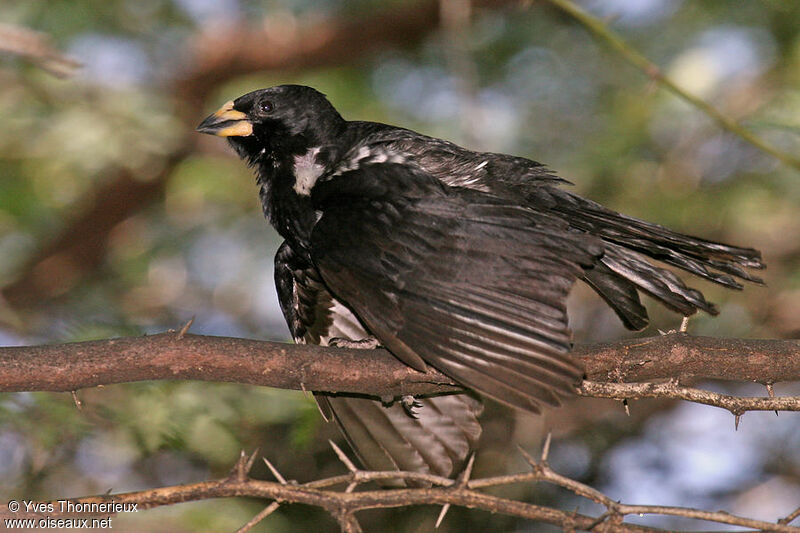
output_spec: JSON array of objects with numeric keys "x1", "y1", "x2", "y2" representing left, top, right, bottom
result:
[
  {"x1": 0, "y1": 332, "x2": 461, "y2": 398},
  {"x1": 579, "y1": 380, "x2": 800, "y2": 416},
  {"x1": 3, "y1": 444, "x2": 798, "y2": 533},
  {"x1": 1, "y1": 333, "x2": 798, "y2": 413},
  {"x1": 572, "y1": 333, "x2": 800, "y2": 384},
  {"x1": 3, "y1": 334, "x2": 798, "y2": 529}
]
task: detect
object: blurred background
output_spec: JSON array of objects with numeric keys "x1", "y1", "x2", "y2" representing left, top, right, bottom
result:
[{"x1": 1, "y1": 0, "x2": 799, "y2": 531}]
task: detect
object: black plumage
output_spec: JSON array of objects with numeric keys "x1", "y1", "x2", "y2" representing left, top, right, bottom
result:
[
  {"x1": 197, "y1": 84, "x2": 764, "y2": 481},
  {"x1": 273, "y1": 239, "x2": 482, "y2": 482}
]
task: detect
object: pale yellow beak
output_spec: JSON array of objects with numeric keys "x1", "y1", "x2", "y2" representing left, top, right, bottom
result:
[{"x1": 196, "y1": 100, "x2": 254, "y2": 137}]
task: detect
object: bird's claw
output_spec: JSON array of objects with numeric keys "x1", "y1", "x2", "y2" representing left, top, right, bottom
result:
[{"x1": 401, "y1": 395, "x2": 422, "y2": 418}]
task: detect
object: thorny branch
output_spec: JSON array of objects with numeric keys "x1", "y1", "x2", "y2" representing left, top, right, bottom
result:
[
  {"x1": 579, "y1": 380, "x2": 800, "y2": 416},
  {"x1": 1, "y1": 333, "x2": 799, "y2": 415},
  {"x1": 3, "y1": 442, "x2": 798, "y2": 533}
]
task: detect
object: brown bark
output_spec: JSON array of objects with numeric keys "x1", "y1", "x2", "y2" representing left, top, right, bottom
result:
[
  {"x1": 573, "y1": 334, "x2": 800, "y2": 384},
  {"x1": 0, "y1": 332, "x2": 797, "y2": 398},
  {"x1": 3, "y1": 451, "x2": 798, "y2": 533}
]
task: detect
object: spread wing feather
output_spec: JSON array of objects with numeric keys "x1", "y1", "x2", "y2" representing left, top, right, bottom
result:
[
  {"x1": 582, "y1": 262, "x2": 648, "y2": 330},
  {"x1": 310, "y1": 164, "x2": 603, "y2": 412},
  {"x1": 317, "y1": 394, "x2": 483, "y2": 487},
  {"x1": 524, "y1": 187, "x2": 765, "y2": 329},
  {"x1": 275, "y1": 241, "x2": 483, "y2": 484},
  {"x1": 531, "y1": 187, "x2": 764, "y2": 281}
]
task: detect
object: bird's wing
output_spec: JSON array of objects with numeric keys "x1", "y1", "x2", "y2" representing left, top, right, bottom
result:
[
  {"x1": 344, "y1": 122, "x2": 567, "y2": 189},
  {"x1": 310, "y1": 163, "x2": 603, "y2": 413},
  {"x1": 274, "y1": 241, "x2": 309, "y2": 342},
  {"x1": 317, "y1": 393, "x2": 483, "y2": 486},
  {"x1": 520, "y1": 186, "x2": 765, "y2": 329},
  {"x1": 275, "y1": 241, "x2": 370, "y2": 347},
  {"x1": 275, "y1": 241, "x2": 483, "y2": 484}
]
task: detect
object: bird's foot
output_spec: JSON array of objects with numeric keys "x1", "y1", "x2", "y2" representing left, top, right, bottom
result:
[
  {"x1": 401, "y1": 395, "x2": 422, "y2": 419},
  {"x1": 329, "y1": 336, "x2": 381, "y2": 349},
  {"x1": 658, "y1": 316, "x2": 691, "y2": 336}
]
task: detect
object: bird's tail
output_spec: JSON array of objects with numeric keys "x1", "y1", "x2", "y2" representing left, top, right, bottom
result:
[{"x1": 546, "y1": 189, "x2": 765, "y2": 330}]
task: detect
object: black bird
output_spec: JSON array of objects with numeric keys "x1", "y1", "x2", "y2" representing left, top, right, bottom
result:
[{"x1": 197, "y1": 84, "x2": 764, "y2": 482}]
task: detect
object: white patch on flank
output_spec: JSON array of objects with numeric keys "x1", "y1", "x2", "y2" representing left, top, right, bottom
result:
[
  {"x1": 317, "y1": 299, "x2": 370, "y2": 346},
  {"x1": 293, "y1": 146, "x2": 324, "y2": 196},
  {"x1": 475, "y1": 160, "x2": 488, "y2": 170}
]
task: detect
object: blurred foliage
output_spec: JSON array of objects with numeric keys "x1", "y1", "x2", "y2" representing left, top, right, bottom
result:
[{"x1": 1, "y1": 1, "x2": 800, "y2": 531}]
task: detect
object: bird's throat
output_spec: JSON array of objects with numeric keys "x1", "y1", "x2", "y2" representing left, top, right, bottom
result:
[{"x1": 257, "y1": 157, "x2": 319, "y2": 255}]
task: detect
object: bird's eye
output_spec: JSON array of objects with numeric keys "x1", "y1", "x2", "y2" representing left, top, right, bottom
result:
[{"x1": 259, "y1": 100, "x2": 274, "y2": 113}]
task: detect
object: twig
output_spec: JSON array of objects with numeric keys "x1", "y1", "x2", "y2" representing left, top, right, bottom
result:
[
  {"x1": 263, "y1": 458, "x2": 288, "y2": 485},
  {"x1": 579, "y1": 380, "x2": 800, "y2": 415},
  {"x1": 229, "y1": 449, "x2": 260, "y2": 482},
  {"x1": 235, "y1": 501, "x2": 280, "y2": 533},
  {"x1": 177, "y1": 317, "x2": 195, "y2": 340},
  {"x1": 515, "y1": 445, "x2": 610, "y2": 506},
  {"x1": 330, "y1": 440, "x2": 361, "y2": 493},
  {"x1": 7, "y1": 455, "x2": 799, "y2": 533},
  {"x1": 303, "y1": 470, "x2": 452, "y2": 490},
  {"x1": 505, "y1": 446, "x2": 800, "y2": 532},
  {"x1": 335, "y1": 511, "x2": 363, "y2": 533},
  {"x1": 781, "y1": 506, "x2": 800, "y2": 525},
  {"x1": 435, "y1": 453, "x2": 476, "y2": 527},
  {"x1": 541, "y1": 432, "x2": 552, "y2": 462},
  {"x1": 70, "y1": 390, "x2": 82, "y2": 410},
  {"x1": 543, "y1": 0, "x2": 800, "y2": 172},
  {"x1": 330, "y1": 440, "x2": 359, "y2": 474}
]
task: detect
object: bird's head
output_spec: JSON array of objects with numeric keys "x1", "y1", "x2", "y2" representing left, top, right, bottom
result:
[{"x1": 196, "y1": 85, "x2": 344, "y2": 165}]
